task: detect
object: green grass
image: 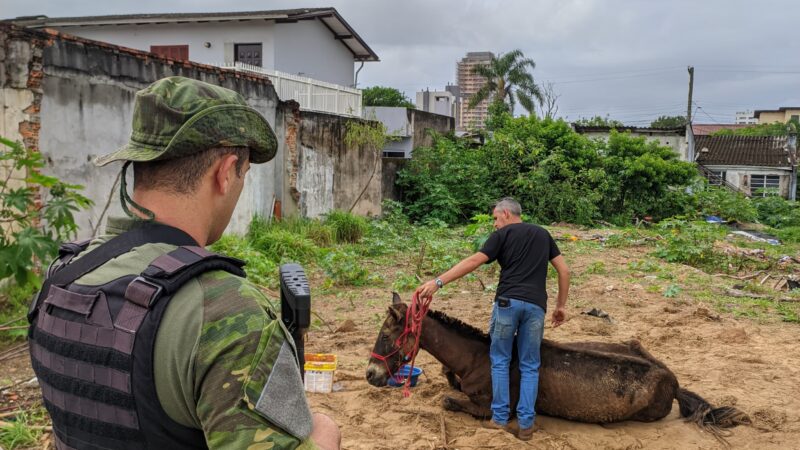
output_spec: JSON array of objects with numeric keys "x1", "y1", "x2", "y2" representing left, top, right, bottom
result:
[
  {"x1": 324, "y1": 210, "x2": 368, "y2": 244},
  {"x1": 0, "y1": 410, "x2": 47, "y2": 449},
  {"x1": 0, "y1": 281, "x2": 37, "y2": 343}
]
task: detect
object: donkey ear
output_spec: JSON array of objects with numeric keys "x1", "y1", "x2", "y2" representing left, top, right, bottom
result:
[{"x1": 392, "y1": 292, "x2": 402, "y2": 305}]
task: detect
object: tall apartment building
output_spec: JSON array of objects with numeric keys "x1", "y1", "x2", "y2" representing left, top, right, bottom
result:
[
  {"x1": 456, "y1": 51, "x2": 494, "y2": 130},
  {"x1": 735, "y1": 110, "x2": 757, "y2": 125}
]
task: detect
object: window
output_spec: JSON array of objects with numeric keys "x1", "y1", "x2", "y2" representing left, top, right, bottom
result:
[
  {"x1": 150, "y1": 45, "x2": 189, "y2": 60},
  {"x1": 750, "y1": 174, "x2": 780, "y2": 196},
  {"x1": 382, "y1": 151, "x2": 406, "y2": 158},
  {"x1": 235, "y1": 43, "x2": 263, "y2": 67},
  {"x1": 792, "y1": 115, "x2": 799, "y2": 122},
  {"x1": 708, "y1": 170, "x2": 726, "y2": 186}
]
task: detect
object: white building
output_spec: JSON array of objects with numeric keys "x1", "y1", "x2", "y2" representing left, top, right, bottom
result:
[
  {"x1": 11, "y1": 8, "x2": 378, "y2": 116},
  {"x1": 735, "y1": 110, "x2": 757, "y2": 125},
  {"x1": 416, "y1": 88, "x2": 456, "y2": 118}
]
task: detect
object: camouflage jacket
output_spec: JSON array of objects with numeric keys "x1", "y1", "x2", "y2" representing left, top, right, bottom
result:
[{"x1": 73, "y1": 217, "x2": 318, "y2": 449}]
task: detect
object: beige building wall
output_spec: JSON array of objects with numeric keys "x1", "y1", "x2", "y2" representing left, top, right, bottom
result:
[{"x1": 757, "y1": 109, "x2": 800, "y2": 124}]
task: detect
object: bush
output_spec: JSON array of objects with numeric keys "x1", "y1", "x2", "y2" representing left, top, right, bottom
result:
[
  {"x1": 695, "y1": 187, "x2": 758, "y2": 223},
  {"x1": 653, "y1": 218, "x2": 726, "y2": 268},
  {"x1": 0, "y1": 137, "x2": 92, "y2": 285},
  {"x1": 324, "y1": 210, "x2": 368, "y2": 243},
  {"x1": 247, "y1": 216, "x2": 319, "y2": 264},
  {"x1": 320, "y1": 249, "x2": 377, "y2": 286},
  {"x1": 753, "y1": 196, "x2": 800, "y2": 228},
  {"x1": 210, "y1": 234, "x2": 279, "y2": 288},
  {"x1": 773, "y1": 226, "x2": 800, "y2": 244}
]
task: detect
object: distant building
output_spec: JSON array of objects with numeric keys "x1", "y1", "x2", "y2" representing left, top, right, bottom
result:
[
  {"x1": 11, "y1": 8, "x2": 378, "y2": 87},
  {"x1": 573, "y1": 125, "x2": 689, "y2": 160},
  {"x1": 735, "y1": 110, "x2": 757, "y2": 125},
  {"x1": 694, "y1": 135, "x2": 797, "y2": 200},
  {"x1": 416, "y1": 87, "x2": 456, "y2": 118},
  {"x1": 364, "y1": 107, "x2": 454, "y2": 159},
  {"x1": 456, "y1": 51, "x2": 494, "y2": 131},
  {"x1": 753, "y1": 107, "x2": 800, "y2": 124}
]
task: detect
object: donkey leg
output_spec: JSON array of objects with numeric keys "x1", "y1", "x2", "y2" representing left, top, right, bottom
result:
[
  {"x1": 443, "y1": 396, "x2": 492, "y2": 419},
  {"x1": 441, "y1": 367, "x2": 462, "y2": 391}
]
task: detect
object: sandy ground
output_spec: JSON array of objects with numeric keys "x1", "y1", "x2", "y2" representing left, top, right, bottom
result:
[
  {"x1": 303, "y1": 246, "x2": 800, "y2": 450},
  {"x1": 2, "y1": 237, "x2": 799, "y2": 449}
]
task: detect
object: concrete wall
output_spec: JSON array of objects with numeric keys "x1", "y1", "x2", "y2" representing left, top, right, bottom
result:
[
  {"x1": 284, "y1": 110, "x2": 382, "y2": 218},
  {"x1": 758, "y1": 109, "x2": 800, "y2": 124},
  {"x1": 273, "y1": 21, "x2": 355, "y2": 87},
  {"x1": 410, "y1": 108, "x2": 455, "y2": 151},
  {"x1": 381, "y1": 157, "x2": 408, "y2": 201},
  {"x1": 703, "y1": 165, "x2": 793, "y2": 198},
  {"x1": 49, "y1": 20, "x2": 355, "y2": 87},
  {"x1": 1, "y1": 25, "x2": 381, "y2": 242}
]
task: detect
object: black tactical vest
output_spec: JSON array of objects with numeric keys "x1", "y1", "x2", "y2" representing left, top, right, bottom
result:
[{"x1": 28, "y1": 224, "x2": 246, "y2": 450}]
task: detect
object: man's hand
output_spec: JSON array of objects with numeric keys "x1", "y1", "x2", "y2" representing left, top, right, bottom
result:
[
  {"x1": 551, "y1": 307, "x2": 567, "y2": 327},
  {"x1": 415, "y1": 280, "x2": 439, "y2": 298}
]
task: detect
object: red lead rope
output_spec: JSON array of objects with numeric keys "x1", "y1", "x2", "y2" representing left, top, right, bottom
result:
[{"x1": 371, "y1": 292, "x2": 433, "y2": 397}]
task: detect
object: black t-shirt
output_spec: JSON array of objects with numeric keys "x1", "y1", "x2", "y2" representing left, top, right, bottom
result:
[{"x1": 479, "y1": 223, "x2": 561, "y2": 311}]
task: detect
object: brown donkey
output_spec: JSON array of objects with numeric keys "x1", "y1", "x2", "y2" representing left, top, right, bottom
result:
[{"x1": 367, "y1": 294, "x2": 749, "y2": 435}]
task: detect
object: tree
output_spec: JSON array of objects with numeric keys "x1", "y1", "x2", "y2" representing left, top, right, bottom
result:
[
  {"x1": 712, "y1": 120, "x2": 797, "y2": 136},
  {"x1": 467, "y1": 49, "x2": 543, "y2": 115},
  {"x1": 539, "y1": 82, "x2": 560, "y2": 119},
  {"x1": 573, "y1": 115, "x2": 624, "y2": 128},
  {"x1": 650, "y1": 115, "x2": 687, "y2": 128},
  {"x1": 362, "y1": 86, "x2": 415, "y2": 108}
]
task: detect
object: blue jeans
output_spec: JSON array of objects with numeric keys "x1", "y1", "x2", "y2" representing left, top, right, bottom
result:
[{"x1": 488, "y1": 298, "x2": 545, "y2": 430}]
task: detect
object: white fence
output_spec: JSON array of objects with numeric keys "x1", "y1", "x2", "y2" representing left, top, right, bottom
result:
[{"x1": 219, "y1": 62, "x2": 362, "y2": 117}]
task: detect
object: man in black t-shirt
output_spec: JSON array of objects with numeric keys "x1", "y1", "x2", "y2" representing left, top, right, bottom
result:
[{"x1": 416, "y1": 197, "x2": 570, "y2": 441}]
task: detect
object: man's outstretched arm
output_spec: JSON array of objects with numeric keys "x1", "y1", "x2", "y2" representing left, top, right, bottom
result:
[{"x1": 416, "y1": 252, "x2": 490, "y2": 297}]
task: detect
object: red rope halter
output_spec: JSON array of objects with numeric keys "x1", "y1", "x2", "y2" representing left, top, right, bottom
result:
[{"x1": 370, "y1": 292, "x2": 433, "y2": 397}]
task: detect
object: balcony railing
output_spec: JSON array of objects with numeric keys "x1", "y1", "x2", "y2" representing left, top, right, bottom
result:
[{"x1": 219, "y1": 62, "x2": 362, "y2": 117}]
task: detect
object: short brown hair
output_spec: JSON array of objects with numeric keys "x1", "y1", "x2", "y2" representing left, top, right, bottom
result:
[{"x1": 133, "y1": 147, "x2": 250, "y2": 194}]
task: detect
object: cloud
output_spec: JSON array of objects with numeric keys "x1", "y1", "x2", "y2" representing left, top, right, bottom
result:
[{"x1": 4, "y1": 0, "x2": 800, "y2": 123}]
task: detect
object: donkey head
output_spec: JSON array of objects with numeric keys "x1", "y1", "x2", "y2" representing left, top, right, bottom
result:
[{"x1": 365, "y1": 292, "x2": 413, "y2": 387}]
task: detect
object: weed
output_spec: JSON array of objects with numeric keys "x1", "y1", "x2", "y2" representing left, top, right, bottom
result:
[
  {"x1": 324, "y1": 210, "x2": 368, "y2": 244},
  {"x1": 0, "y1": 281, "x2": 37, "y2": 343},
  {"x1": 0, "y1": 411, "x2": 45, "y2": 449},
  {"x1": 584, "y1": 261, "x2": 606, "y2": 275},
  {"x1": 392, "y1": 272, "x2": 420, "y2": 292},
  {"x1": 627, "y1": 260, "x2": 660, "y2": 273},
  {"x1": 320, "y1": 249, "x2": 379, "y2": 286},
  {"x1": 663, "y1": 284, "x2": 681, "y2": 298}
]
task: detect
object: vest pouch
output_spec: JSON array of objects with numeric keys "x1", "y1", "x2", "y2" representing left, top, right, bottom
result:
[{"x1": 44, "y1": 285, "x2": 99, "y2": 317}]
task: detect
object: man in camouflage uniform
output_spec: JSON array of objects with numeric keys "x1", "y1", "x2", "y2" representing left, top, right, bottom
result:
[{"x1": 30, "y1": 76, "x2": 340, "y2": 449}]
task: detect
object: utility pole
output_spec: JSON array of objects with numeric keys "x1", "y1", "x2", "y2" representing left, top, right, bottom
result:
[{"x1": 687, "y1": 66, "x2": 694, "y2": 123}]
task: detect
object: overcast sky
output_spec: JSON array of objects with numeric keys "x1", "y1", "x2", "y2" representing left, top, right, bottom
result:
[{"x1": 3, "y1": 0, "x2": 799, "y2": 125}]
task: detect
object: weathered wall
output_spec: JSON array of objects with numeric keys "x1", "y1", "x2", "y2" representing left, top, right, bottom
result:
[
  {"x1": 381, "y1": 157, "x2": 408, "y2": 202},
  {"x1": 409, "y1": 108, "x2": 454, "y2": 151},
  {"x1": 2, "y1": 25, "x2": 380, "y2": 241},
  {"x1": 285, "y1": 110, "x2": 382, "y2": 218},
  {"x1": 703, "y1": 165, "x2": 793, "y2": 198},
  {"x1": 1, "y1": 25, "x2": 282, "y2": 238}
]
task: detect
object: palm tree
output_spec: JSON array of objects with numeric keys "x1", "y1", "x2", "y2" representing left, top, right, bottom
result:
[{"x1": 467, "y1": 50, "x2": 543, "y2": 115}]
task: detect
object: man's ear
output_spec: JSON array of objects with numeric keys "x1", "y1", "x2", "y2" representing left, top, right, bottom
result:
[{"x1": 215, "y1": 154, "x2": 240, "y2": 195}]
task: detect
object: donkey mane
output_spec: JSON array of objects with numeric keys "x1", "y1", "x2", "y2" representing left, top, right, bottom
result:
[{"x1": 426, "y1": 309, "x2": 490, "y2": 344}]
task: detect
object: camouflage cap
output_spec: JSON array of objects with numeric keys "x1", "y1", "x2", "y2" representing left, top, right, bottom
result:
[{"x1": 94, "y1": 76, "x2": 277, "y2": 166}]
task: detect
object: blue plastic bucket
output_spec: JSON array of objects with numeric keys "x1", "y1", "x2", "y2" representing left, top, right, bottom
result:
[{"x1": 387, "y1": 364, "x2": 423, "y2": 387}]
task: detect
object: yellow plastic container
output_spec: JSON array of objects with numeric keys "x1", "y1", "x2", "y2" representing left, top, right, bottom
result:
[{"x1": 304, "y1": 353, "x2": 337, "y2": 393}]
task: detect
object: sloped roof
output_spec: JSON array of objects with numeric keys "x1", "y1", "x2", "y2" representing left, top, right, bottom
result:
[
  {"x1": 695, "y1": 135, "x2": 795, "y2": 168},
  {"x1": 692, "y1": 123, "x2": 749, "y2": 136},
  {"x1": 8, "y1": 8, "x2": 379, "y2": 61}
]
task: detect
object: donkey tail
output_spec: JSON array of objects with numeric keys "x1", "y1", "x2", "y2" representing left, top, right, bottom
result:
[{"x1": 676, "y1": 388, "x2": 751, "y2": 446}]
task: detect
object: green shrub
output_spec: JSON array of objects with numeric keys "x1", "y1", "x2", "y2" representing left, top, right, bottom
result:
[
  {"x1": 753, "y1": 196, "x2": 800, "y2": 228},
  {"x1": 210, "y1": 235, "x2": 279, "y2": 288},
  {"x1": 0, "y1": 137, "x2": 92, "y2": 285},
  {"x1": 774, "y1": 226, "x2": 800, "y2": 244},
  {"x1": 653, "y1": 219, "x2": 726, "y2": 268},
  {"x1": 324, "y1": 210, "x2": 368, "y2": 243},
  {"x1": 695, "y1": 187, "x2": 758, "y2": 223},
  {"x1": 320, "y1": 249, "x2": 377, "y2": 286},
  {"x1": 391, "y1": 272, "x2": 419, "y2": 292}
]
